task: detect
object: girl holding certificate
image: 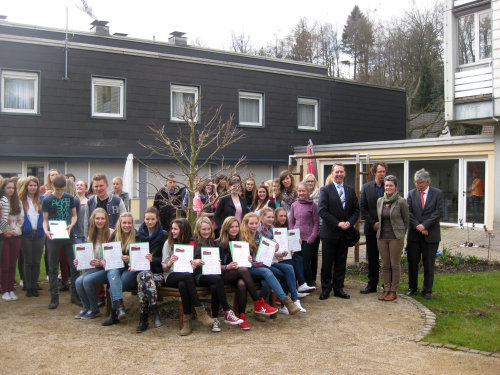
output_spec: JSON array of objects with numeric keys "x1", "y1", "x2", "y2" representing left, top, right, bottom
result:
[
  {"x1": 217, "y1": 216, "x2": 277, "y2": 330},
  {"x1": 193, "y1": 217, "x2": 242, "y2": 332},
  {"x1": 135, "y1": 207, "x2": 167, "y2": 332},
  {"x1": 257, "y1": 208, "x2": 306, "y2": 313},
  {"x1": 240, "y1": 213, "x2": 300, "y2": 316},
  {"x1": 19, "y1": 177, "x2": 45, "y2": 298},
  {"x1": 161, "y1": 218, "x2": 213, "y2": 336},
  {"x1": 289, "y1": 182, "x2": 320, "y2": 291},
  {"x1": 1, "y1": 178, "x2": 24, "y2": 302},
  {"x1": 274, "y1": 206, "x2": 315, "y2": 295},
  {"x1": 102, "y1": 212, "x2": 138, "y2": 326},
  {"x1": 73, "y1": 208, "x2": 112, "y2": 319}
]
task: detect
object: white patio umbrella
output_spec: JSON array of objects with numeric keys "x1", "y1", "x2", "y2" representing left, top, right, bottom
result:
[{"x1": 123, "y1": 153, "x2": 134, "y2": 198}]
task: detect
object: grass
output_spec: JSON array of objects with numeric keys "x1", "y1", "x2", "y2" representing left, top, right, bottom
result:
[{"x1": 347, "y1": 268, "x2": 500, "y2": 352}]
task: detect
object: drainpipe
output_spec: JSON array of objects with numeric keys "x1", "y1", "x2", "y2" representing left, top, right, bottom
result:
[{"x1": 63, "y1": 5, "x2": 68, "y2": 81}]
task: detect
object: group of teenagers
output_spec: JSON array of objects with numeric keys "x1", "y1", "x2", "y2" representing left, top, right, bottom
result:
[{"x1": 0, "y1": 161, "x2": 443, "y2": 335}]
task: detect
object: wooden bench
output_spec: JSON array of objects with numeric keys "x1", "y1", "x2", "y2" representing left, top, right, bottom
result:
[{"x1": 106, "y1": 284, "x2": 277, "y2": 328}]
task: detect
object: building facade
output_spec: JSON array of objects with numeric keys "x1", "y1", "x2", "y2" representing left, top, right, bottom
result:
[
  {"x1": 0, "y1": 20, "x2": 405, "y2": 215},
  {"x1": 444, "y1": 0, "x2": 500, "y2": 228}
]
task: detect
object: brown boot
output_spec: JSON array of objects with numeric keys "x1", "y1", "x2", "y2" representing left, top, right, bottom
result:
[
  {"x1": 384, "y1": 291, "x2": 397, "y2": 301},
  {"x1": 195, "y1": 305, "x2": 213, "y2": 326},
  {"x1": 378, "y1": 291, "x2": 389, "y2": 301},
  {"x1": 283, "y1": 296, "x2": 300, "y2": 315},
  {"x1": 179, "y1": 314, "x2": 192, "y2": 336}
]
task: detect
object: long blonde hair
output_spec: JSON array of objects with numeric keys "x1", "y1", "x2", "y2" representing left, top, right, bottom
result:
[
  {"x1": 240, "y1": 212, "x2": 259, "y2": 254},
  {"x1": 115, "y1": 212, "x2": 136, "y2": 255},
  {"x1": 18, "y1": 176, "x2": 41, "y2": 213},
  {"x1": 88, "y1": 208, "x2": 110, "y2": 246},
  {"x1": 193, "y1": 216, "x2": 214, "y2": 245},
  {"x1": 217, "y1": 216, "x2": 239, "y2": 250}
]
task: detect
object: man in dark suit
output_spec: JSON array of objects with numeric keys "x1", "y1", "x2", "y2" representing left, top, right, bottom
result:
[
  {"x1": 406, "y1": 168, "x2": 443, "y2": 300},
  {"x1": 359, "y1": 162, "x2": 387, "y2": 294},
  {"x1": 318, "y1": 163, "x2": 360, "y2": 300}
]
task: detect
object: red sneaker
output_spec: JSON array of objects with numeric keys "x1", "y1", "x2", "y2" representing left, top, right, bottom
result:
[
  {"x1": 238, "y1": 313, "x2": 250, "y2": 330},
  {"x1": 224, "y1": 309, "x2": 243, "y2": 325},
  {"x1": 254, "y1": 298, "x2": 278, "y2": 316}
]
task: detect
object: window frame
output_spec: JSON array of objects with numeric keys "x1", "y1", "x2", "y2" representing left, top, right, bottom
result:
[
  {"x1": 238, "y1": 90, "x2": 264, "y2": 128},
  {"x1": 297, "y1": 97, "x2": 320, "y2": 131},
  {"x1": 91, "y1": 76, "x2": 126, "y2": 119},
  {"x1": 0, "y1": 69, "x2": 40, "y2": 115},
  {"x1": 170, "y1": 84, "x2": 200, "y2": 122},
  {"x1": 457, "y1": 9, "x2": 492, "y2": 67}
]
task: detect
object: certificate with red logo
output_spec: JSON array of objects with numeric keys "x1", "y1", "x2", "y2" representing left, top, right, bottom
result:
[
  {"x1": 172, "y1": 244, "x2": 194, "y2": 273},
  {"x1": 129, "y1": 242, "x2": 150, "y2": 271},
  {"x1": 102, "y1": 242, "x2": 124, "y2": 270}
]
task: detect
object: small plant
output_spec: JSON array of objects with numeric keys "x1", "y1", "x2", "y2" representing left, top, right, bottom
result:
[{"x1": 400, "y1": 255, "x2": 408, "y2": 266}]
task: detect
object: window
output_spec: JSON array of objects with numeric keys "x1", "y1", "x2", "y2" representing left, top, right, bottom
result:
[
  {"x1": 239, "y1": 91, "x2": 264, "y2": 127},
  {"x1": 1, "y1": 70, "x2": 39, "y2": 114},
  {"x1": 458, "y1": 11, "x2": 491, "y2": 65},
  {"x1": 171, "y1": 84, "x2": 199, "y2": 122},
  {"x1": 91, "y1": 77, "x2": 125, "y2": 118},
  {"x1": 297, "y1": 97, "x2": 319, "y2": 131}
]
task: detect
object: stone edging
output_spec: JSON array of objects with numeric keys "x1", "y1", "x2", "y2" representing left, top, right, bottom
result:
[{"x1": 400, "y1": 293, "x2": 500, "y2": 359}]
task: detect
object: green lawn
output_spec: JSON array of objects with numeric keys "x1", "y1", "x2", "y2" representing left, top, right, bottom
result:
[{"x1": 348, "y1": 269, "x2": 500, "y2": 352}]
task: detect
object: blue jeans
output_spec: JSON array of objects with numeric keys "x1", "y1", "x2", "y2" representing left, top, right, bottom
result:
[
  {"x1": 75, "y1": 267, "x2": 108, "y2": 311},
  {"x1": 282, "y1": 253, "x2": 305, "y2": 285},
  {"x1": 270, "y1": 262, "x2": 298, "y2": 301},
  {"x1": 107, "y1": 268, "x2": 138, "y2": 301},
  {"x1": 249, "y1": 266, "x2": 286, "y2": 300}
]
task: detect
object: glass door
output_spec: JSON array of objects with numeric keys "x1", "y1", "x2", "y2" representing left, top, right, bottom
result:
[
  {"x1": 24, "y1": 162, "x2": 48, "y2": 186},
  {"x1": 463, "y1": 160, "x2": 486, "y2": 225}
]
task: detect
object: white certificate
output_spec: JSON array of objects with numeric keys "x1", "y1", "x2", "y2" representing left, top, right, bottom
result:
[
  {"x1": 129, "y1": 242, "x2": 150, "y2": 271},
  {"x1": 273, "y1": 227, "x2": 289, "y2": 255},
  {"x1": 229, "y1": 241, "x2": 252, "y2": 268},
  {"x1": 288, "y1": 228, "x2": 302, "y2": 253},
  {"x1": 256, "y1": 237, "x2": 277, "y2": 267},
  {"x1": 172, "y1": 244, "x2": 194, "y2": 273},
  {"x1": 73, "y1": 243, "x2": 95, "y2": 270},
  {"x1": 102, "y1": 242, "x2": 125, "y2": 270},
  {"x1": 201, "y1": 247, "x2": 221, "y2": 275},
  {"x1": 49, "y1": 220, "x2": 70, "y2": 239}
]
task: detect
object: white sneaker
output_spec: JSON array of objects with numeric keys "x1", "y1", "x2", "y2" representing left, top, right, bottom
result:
[
  {"x1": 9, "y1": 291, "x2": 18, "y2": 301},
  {"x1": 298, "y1": 283, "x2": 316, "y2": 293},
  {"x1": 294, "y1": 299, "x2": 306, "y2": 313},
  {"x1": 19, "y1": 280, "x2": 24, "y2": 288},
  {"x1": 2, "y1": 292, "x2": 12, "y2": 301},
  {"x1": 297, "y1": 292, "x2": 310, "y2": 299},
  {"x1": 278, "y1": 305, "x2": 290, "y2": 315},
  {"x1": 211, "y1": 318, "x2": 221, "y2": 332}
]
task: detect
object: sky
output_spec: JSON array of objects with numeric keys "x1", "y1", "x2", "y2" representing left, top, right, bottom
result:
[{"x1": 1, "y1": 0, "x2": 440, "y2": 51}]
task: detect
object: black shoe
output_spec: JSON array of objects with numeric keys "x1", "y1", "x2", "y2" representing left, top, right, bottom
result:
[
  {"x1": 71, "y1": 295, "x2": 83, "y2": 306},
  {"x1": 102, "y1": 310, "x2": 119, "y2": 326},
  {"x1": 360, "y1": 285, "x2": 377, "y2": 294},
  {"x1": 319, "y1": 289, "x2": 331, "y2": 300},
  {"x1": 333, "y1": 289, "x2": 350, "y2": 299},
  {"x1": 117, "y1": 299, "x2": 126, "y2": 320},
  {"x1": 59, "y1": 283, "x2": 69, "y2": 292},
  {"x1": 32, "y1": 289, "x2": 40, "y2": 297},
  {"x1": 97, "y1": 299, "x2": 106, "y2": 308},
  {"x1": 136, "y1": 313, "x2": 149, "y2": 333},
  {"x1": 423, "y1": 292, "x2": 432, "y2": 300},
  {"x1": 26, "y1": 289, "x2": 33, "y2": 297},
  {"x1": 48, "y1": 295, "x2": 59, "y2": 309},
  {"x1": 405, "y1": 289, "x2": 418, "y2": 296}
]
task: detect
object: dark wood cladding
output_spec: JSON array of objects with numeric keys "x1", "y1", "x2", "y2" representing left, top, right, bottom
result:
[{"x1": 0, "y1": 23, "x2": 406, "y2": 162}]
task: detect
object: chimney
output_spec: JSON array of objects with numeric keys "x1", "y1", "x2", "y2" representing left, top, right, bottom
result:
[
  {"x1": 168, "y1": 31, "x2": 187, "y2": 46},
  {"x1": 90, "y1": 20, "x2": 110, "y2": 36}
]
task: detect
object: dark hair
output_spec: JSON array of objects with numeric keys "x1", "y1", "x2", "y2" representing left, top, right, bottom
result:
[
  {"x1": 252, "y1": 184, "x2": 270, "y2": 211},
  {"x1": 168, "y1": 218, "x2": 192, "y2": 247},
  {"x1": 144, "y1": 206, "x2": 159, "y2": 218},
  {"x1": 1, "y1": 177, "x2": 21, "y2": 215},
  {"x1": 371, "y1": 162, "x2": 388, "y2": 175},
  {"x1": 52, "y1": 175, "x2": 67, "y2": 188},
  {"x1": 276, "y1": 170, "x2": 295, "y2": 202}
]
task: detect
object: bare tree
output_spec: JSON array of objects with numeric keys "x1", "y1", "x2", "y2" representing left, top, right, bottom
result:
[
  {"x1": 138, "y1": 101, "x2": 246, "y2": 227},
  {"x1": 231, "y1": 32, "x2": 253, "y2": 54},
  {"x1": 313, "y1": 22, "x2": 341, "y2": 77}
]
